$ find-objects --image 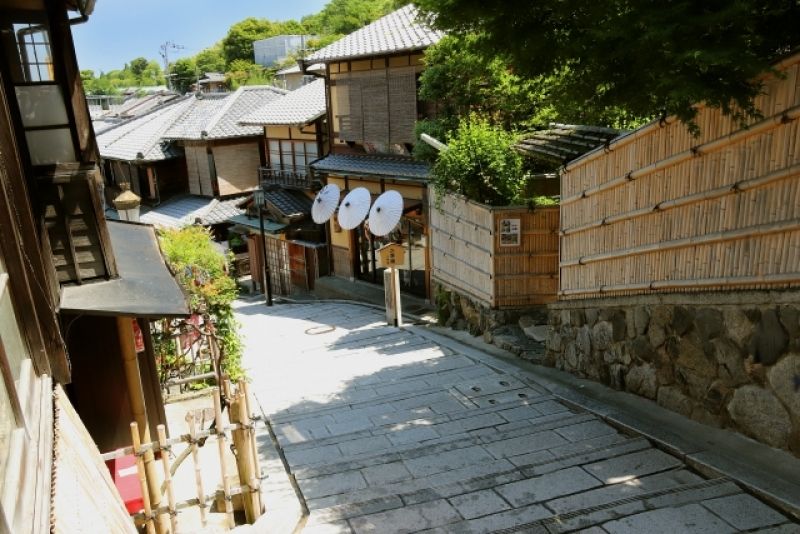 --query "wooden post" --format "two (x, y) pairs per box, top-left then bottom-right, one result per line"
(157, 425), (178, 533)
(230, 387), (262, 523)
(130, 422), (156, 534)
(213, 389), (235, 527)
(241, 380), (263, 511)
(186, 413), (207, 526)
(118, 317), (169, 534)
